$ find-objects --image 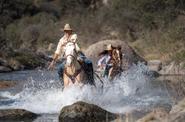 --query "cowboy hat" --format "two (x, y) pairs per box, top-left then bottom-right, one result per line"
(63, 24), (72, 31)
(106, 44), (113, 51)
